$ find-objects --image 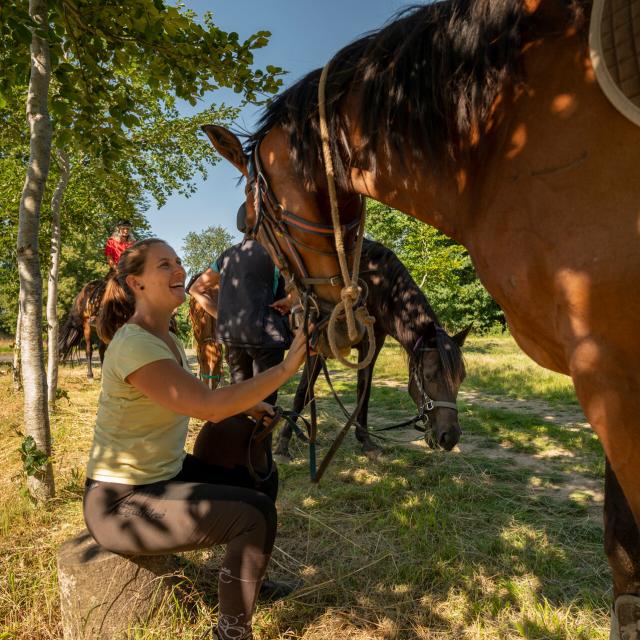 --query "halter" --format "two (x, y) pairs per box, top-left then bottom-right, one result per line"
(246, 140), (363, 285)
